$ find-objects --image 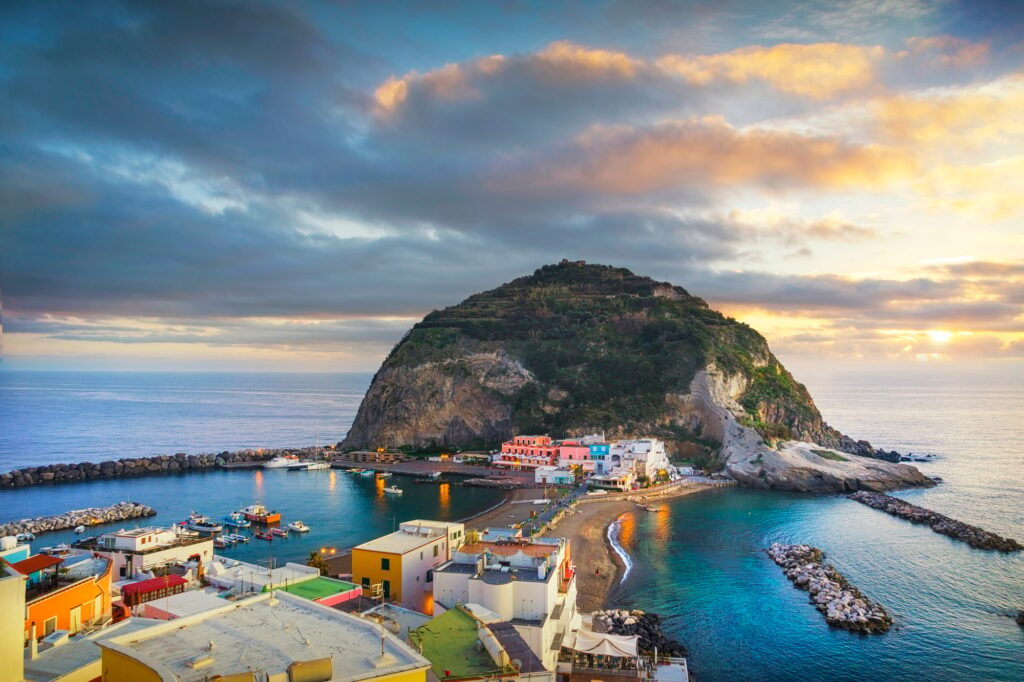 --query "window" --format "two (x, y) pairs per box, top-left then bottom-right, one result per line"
(382, 580), (391, 598)
(420, 551), (424, 560)
(433, 545), (439, 557)
(362, 577), (370, 588)
(381, 557), (390, 571)
(426, 569), (434, 583)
